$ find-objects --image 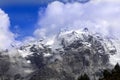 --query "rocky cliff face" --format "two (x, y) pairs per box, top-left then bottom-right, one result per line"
(0, 29), (118, 80)
(19, 29), (116, 80)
